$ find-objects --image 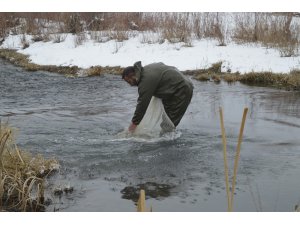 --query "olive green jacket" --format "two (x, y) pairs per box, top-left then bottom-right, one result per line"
(132, 61), (193, 125)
